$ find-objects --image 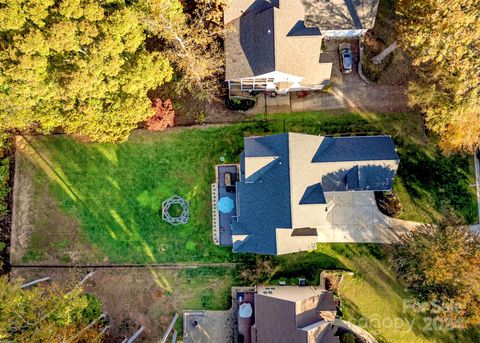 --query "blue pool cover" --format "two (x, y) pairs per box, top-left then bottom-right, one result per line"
(218, 196), (235, 214)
